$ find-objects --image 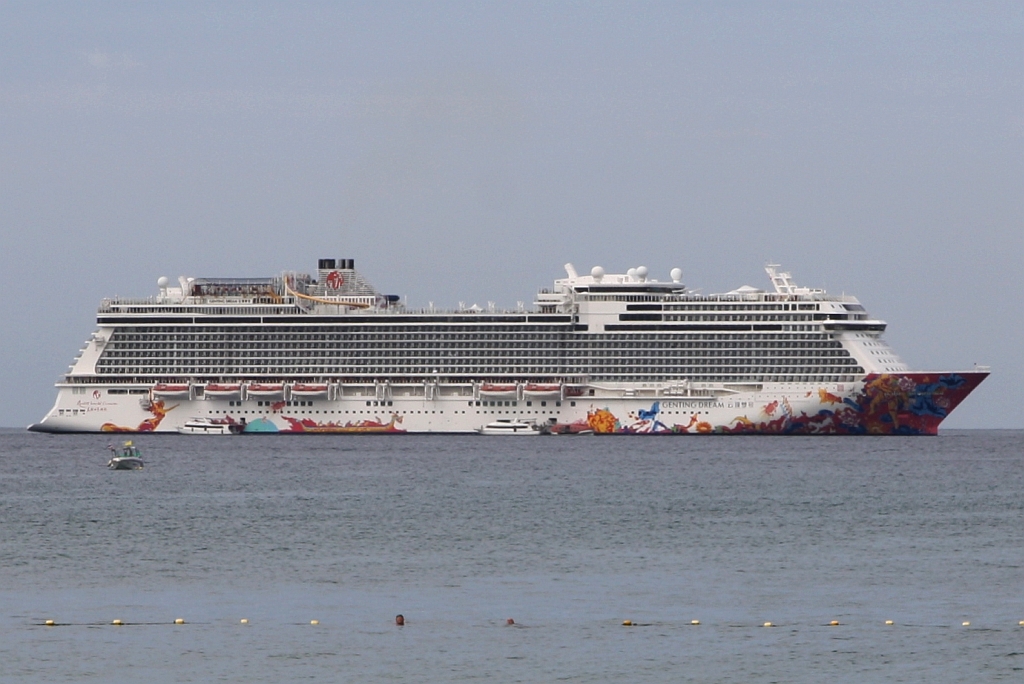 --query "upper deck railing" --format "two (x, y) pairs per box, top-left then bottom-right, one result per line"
(97, 285), (861, 317)
(97, 297), (531, 317)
